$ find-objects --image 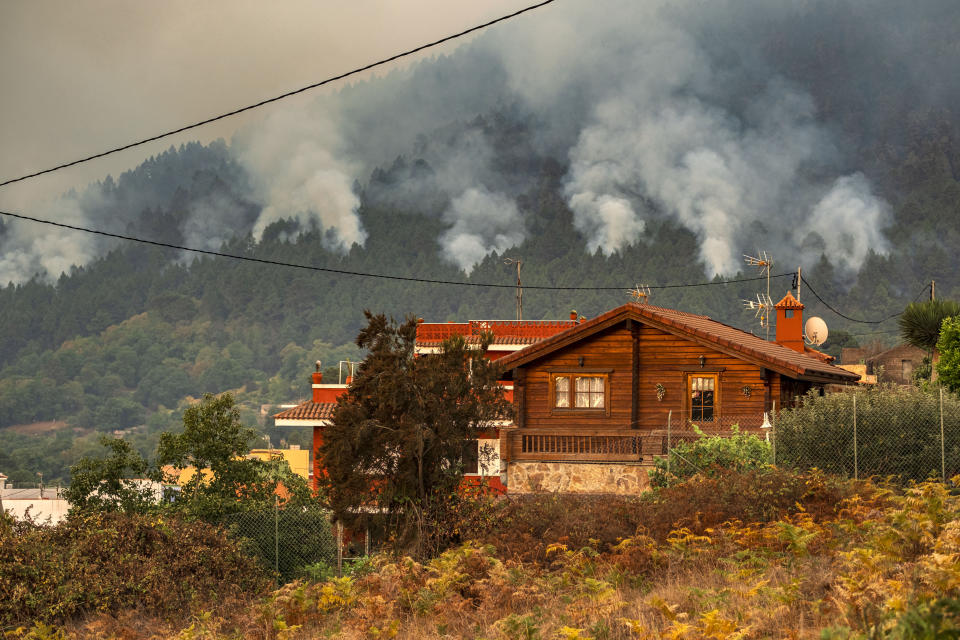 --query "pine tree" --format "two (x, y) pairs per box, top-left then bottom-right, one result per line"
(319, 312), (509, 554)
